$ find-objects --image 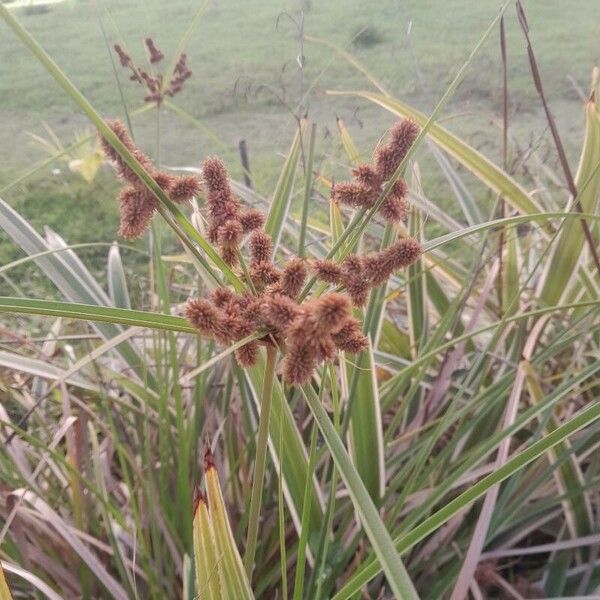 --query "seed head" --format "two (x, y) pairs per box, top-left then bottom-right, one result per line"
(152, 171), (175, 194)
(282, 343), (317, 386)
(332, 181), (375, 209)
(250, 261), (281, 287)
(220, 246), (239, 267)
(170, 175), (201, 203)
(379, 195), (409, 223)
(202, 157), (230, 193)
(118, 187), (156, 239)
(260, 294), (301, 332)
(239, 209), (266, 233)
(217, 220), (243, 250)
(235, 341), (259, 367)
(384, 237), (423, 270)
(332, 319), (369, 353)
(352, 163), (381, 188)
(313, 259), (342, 284)
(210, 287), (236, 308)
(248, 230), (272, 263)
(374, 119), (420, 181)
(185, 298), (223, 336)
(310, 293), (351, 333)
(279, 258), (307, 298)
